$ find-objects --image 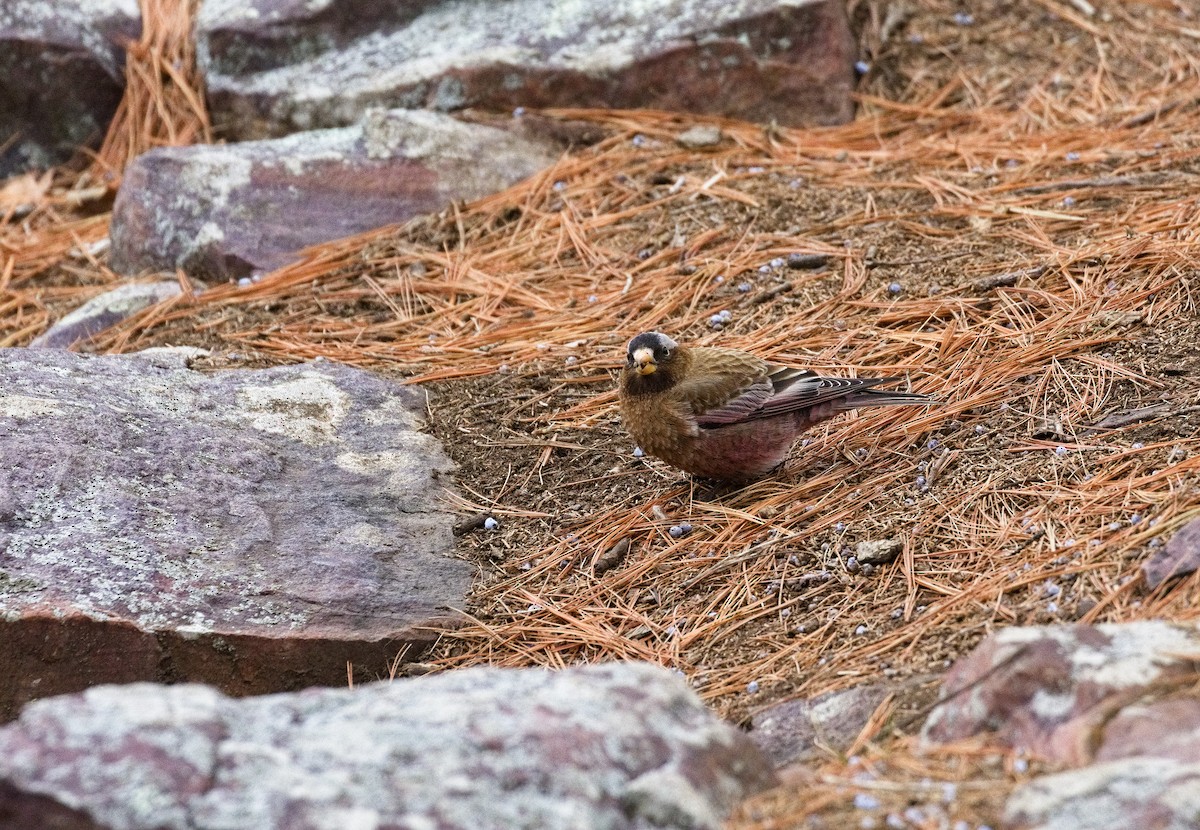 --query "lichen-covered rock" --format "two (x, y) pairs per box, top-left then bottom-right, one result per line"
(750, 683), (890, 768)
(0, 0), (141, 175)
(0, 663), (777, 830)
(0, 348), (471, 719)
(29, 280), (183, 349)
(921, 621), (1200, 765)
(109, 108), (558, 278)
(1005, 757), (1200, 830)
(196, 0), (855, 140)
